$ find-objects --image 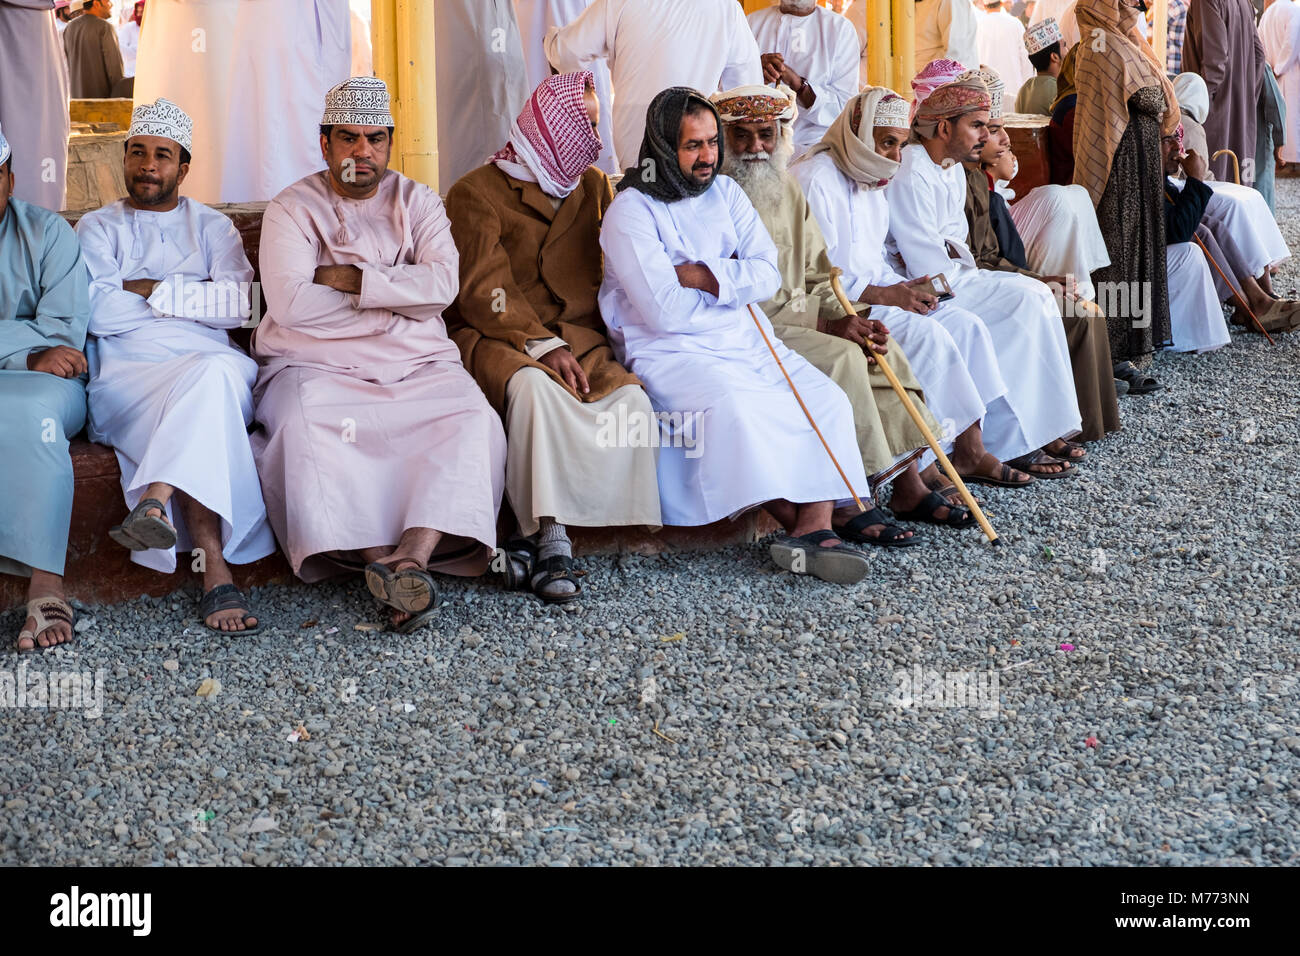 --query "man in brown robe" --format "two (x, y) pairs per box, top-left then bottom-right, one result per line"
(965, 67), (1120, 446)
(63, 0), (126, 98)
(445, 72), (663, 604)
(1183, 0), (1267, 186)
